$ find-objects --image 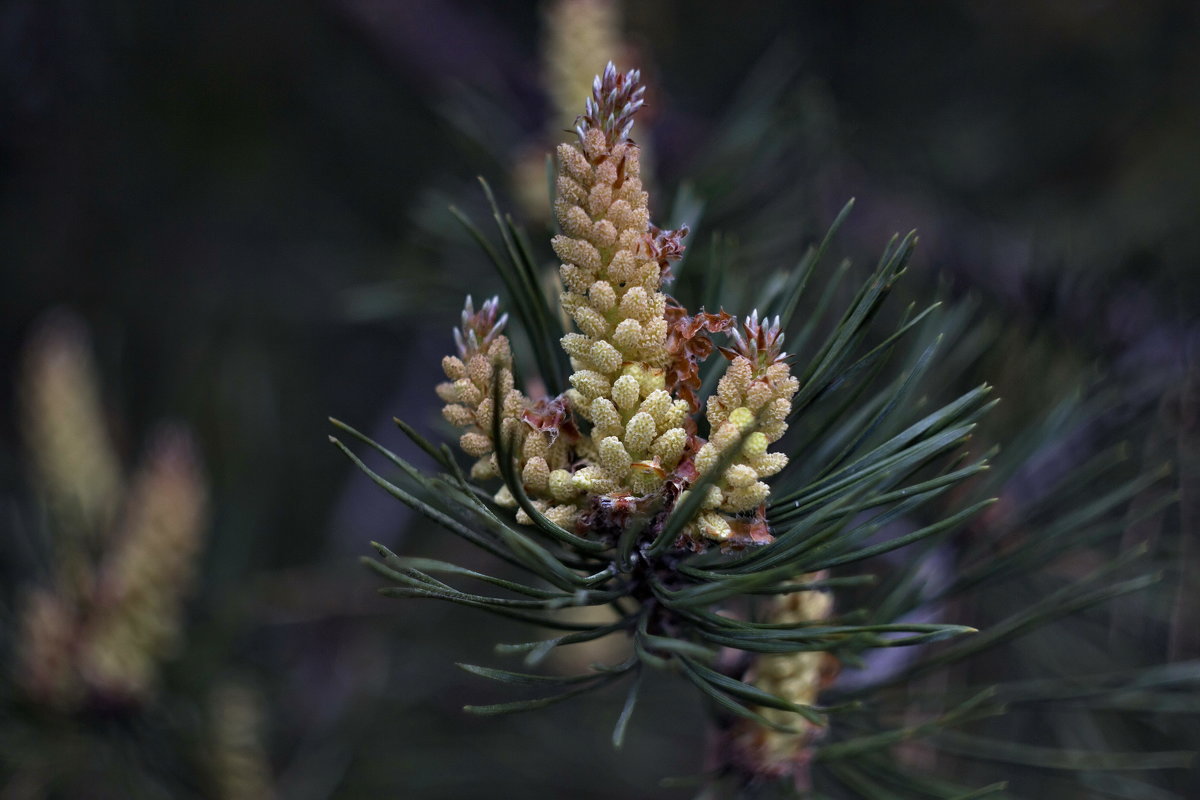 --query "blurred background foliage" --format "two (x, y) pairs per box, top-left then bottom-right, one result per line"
(1, 1), (1198, 798)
